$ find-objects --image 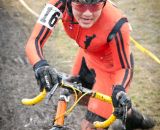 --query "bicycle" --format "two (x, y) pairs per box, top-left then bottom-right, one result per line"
(21, 72), (128, 130)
